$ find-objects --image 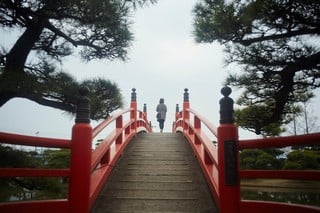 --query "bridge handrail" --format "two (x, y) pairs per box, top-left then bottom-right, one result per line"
(89, 107), (151, 207)
(174, 108), (218, 136)
(90, 108), (136, 172)
(173, 87), (320, 213)
(0, 133), (71, 212)
(0, 133), (71, 195)
(0, 88), (151, 213)
(0, 132), (70, 148)
(176, 108), (220, 201)
(172, 89), (221, 205)
(239, 132), (320, 181)
(91, 108), (151, 138)
(239, 132), (320, 149)
(238, 133), (320, 213)
(188, 108), (218, 136)
(92, 108), (131, 137)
